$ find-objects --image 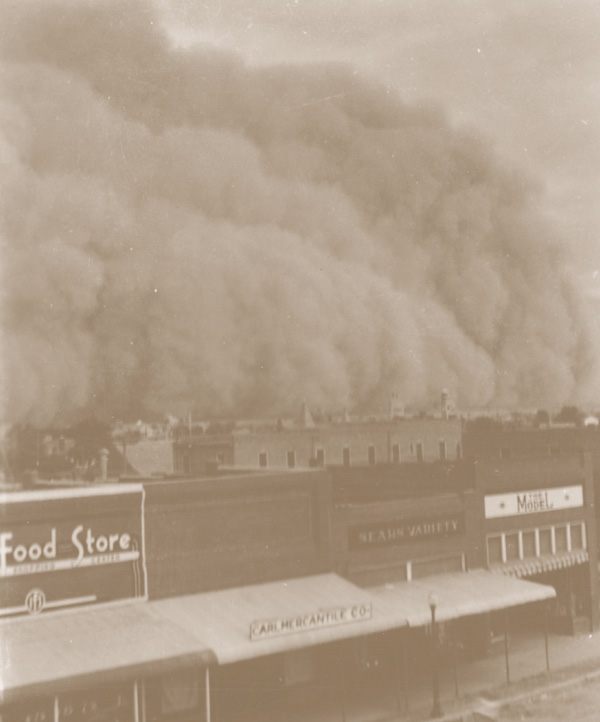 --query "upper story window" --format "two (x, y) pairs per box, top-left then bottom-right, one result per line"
(368, 445), (376, 465)
(416, 441), (424, 462)
(259, 451), (268, 468)
(392, 443), (400, 464)
(315, 448), (325, 466)
(343, 446), (351, 467)
(287, 450), (296, 469)
(439, 440), (447, 461)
